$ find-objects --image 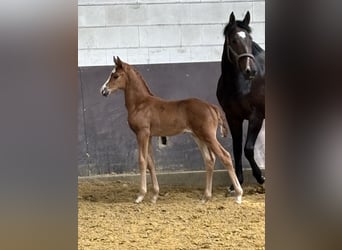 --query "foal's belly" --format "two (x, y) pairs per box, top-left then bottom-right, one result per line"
(150, 122), (190, 137)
